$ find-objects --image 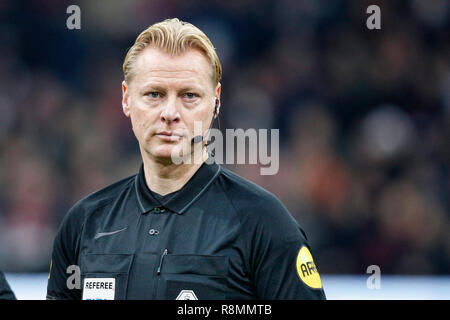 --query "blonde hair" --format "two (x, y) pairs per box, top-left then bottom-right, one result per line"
(123, 18), (222, 86)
